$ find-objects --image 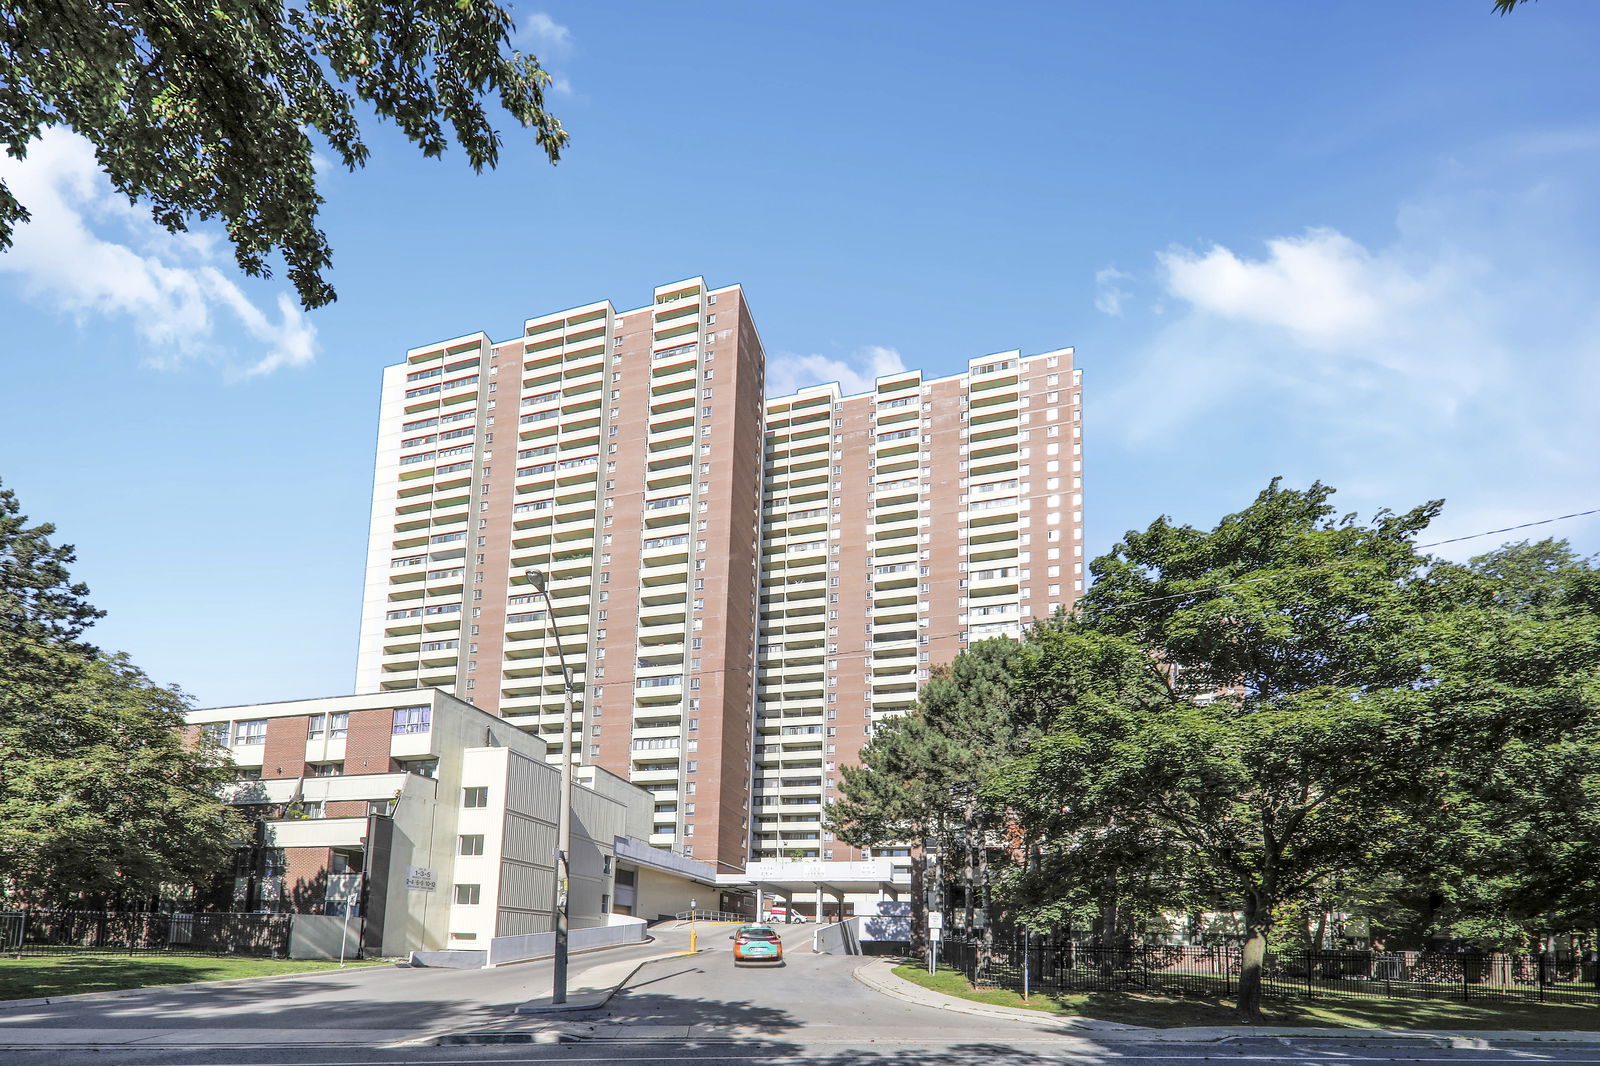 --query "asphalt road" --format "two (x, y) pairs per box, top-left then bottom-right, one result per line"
(8, 1035), (1600, 1066)
(4, 922), (1599, 1066)
(0, 932), (680, 1032)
